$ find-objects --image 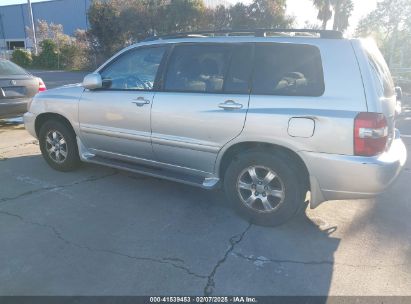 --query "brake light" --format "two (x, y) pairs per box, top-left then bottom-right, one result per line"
(354, 112), (388, 156)
(38, 79), (47, 92)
